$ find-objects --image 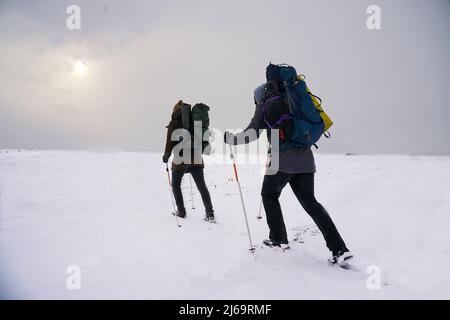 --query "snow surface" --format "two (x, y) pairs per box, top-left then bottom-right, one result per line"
(0, 150), (449, 299)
